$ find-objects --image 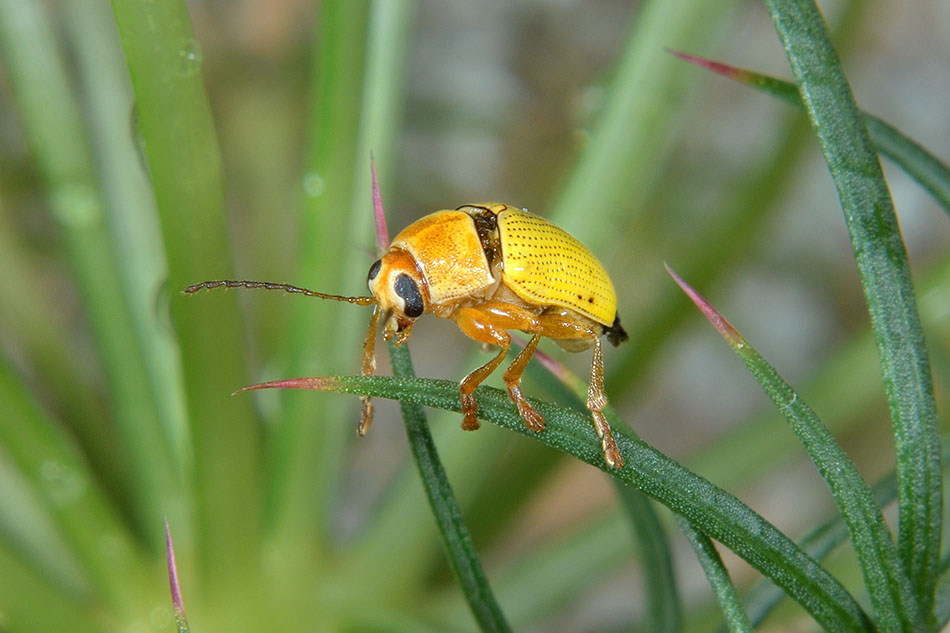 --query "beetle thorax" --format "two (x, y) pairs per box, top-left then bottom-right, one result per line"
(390, 210), (498, 310)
